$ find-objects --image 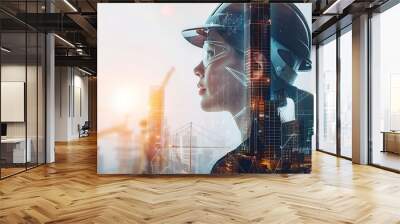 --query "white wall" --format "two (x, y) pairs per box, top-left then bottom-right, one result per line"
(1, 65), (39, 138)
(72, 73), (89, 137)
(1, 66), (26, 139)
(46, 6), (56, 163)
(55, 66), (70, 141)
(55, 67), (89, 141)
